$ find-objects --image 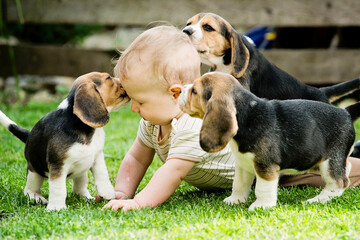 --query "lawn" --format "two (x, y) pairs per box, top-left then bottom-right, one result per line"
(1, 100), (360, 239)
